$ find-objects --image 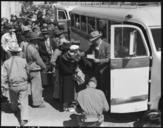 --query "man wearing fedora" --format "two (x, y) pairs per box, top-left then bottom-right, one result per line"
(38, 27), (56, 86)
(1, 43), (29, 126)
(86, 30), (110, 98)
(25, 32), (46, 108)
(39, 27), (55, 67)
